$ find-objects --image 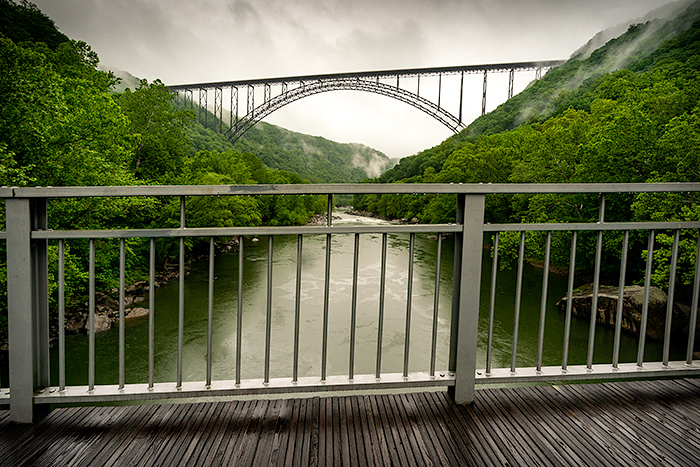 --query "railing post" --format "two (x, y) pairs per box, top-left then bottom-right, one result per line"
(449, 194), (485, 405)
(6, 197), (50, 423)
